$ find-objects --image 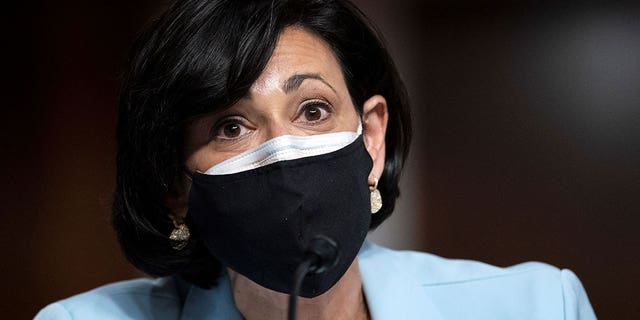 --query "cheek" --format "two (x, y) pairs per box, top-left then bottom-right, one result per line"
(340, 105), (361, 131)
(186, 147), (234, 172)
